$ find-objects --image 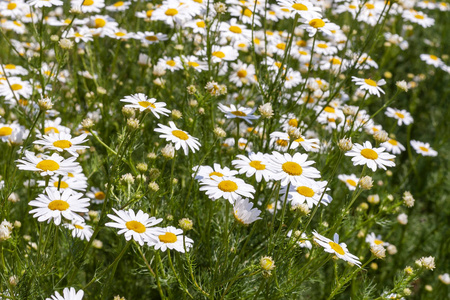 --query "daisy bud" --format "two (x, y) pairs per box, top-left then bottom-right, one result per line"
(121, 107), (135, 119)
(0, 108), (5, 116)
(153, 65), (166, 77)
(8, 192), (20, 203)
(387, 194), (394, 201)
(136, 163), (148, 173)
(147, 152), (157, 160)
(0, 225), (12, 241)
(127, 118), (140, 130)
(357, 229), (366, 238)
(38, 97), (53, 111)
(92, 239), (103, 249)
(287, 127), (302, 140)
(373, 130), (389, 143)
(198, 107), (205, 115)
(367, 194), (380, 205)
(370, 262), (378, 270)
(370, 244), (386, 259)
(213, 127), (227, 138)
(174, 44), (184, 51)
(258, 103), (274, 119)
(187, 85), (197, 95)
(260, 256), (275, 271)
(396, 80), (408, 92)
(359, 176), (373, 190)
(397, 213), (408, 225)
(438, 273), (450, 285)
(97, 86), (107, 95)
(50, 35), (59, 42)
(402, 191), (415, 207)
(424, 285), (432, 292)
(59, 38), (74, 50)
(9, 275), (18, 286)
(121, 173), (135, 185)
(149, 168), (161, 180)
(205, 81), (221, 96)
(179, 218), (193, 231)
(81, 118), (94, 130)
(358, 202), (369, 211)
(214, 2), (227, 14)
(88, 211), (98, 219)
(247, 100), (255, 107)
(148, 182), (159, 192)
(189, 99), (198, 107)
(418, 256), (436, 270)
(14, 221), (21, 228)
(338, 137), (353, 151)
(161, 144), (175, 159)
(167, 214), (174, 221)
(386, 170), (393, 177)
(153, 78), (165, 86)
(113, 296), (126, 300)
(291, 203), (310, 216)
(30, 242), (38, 250)
(387, 245), (397, 255)
(172, 109), (182, 120)
(172, 178), (178, 185)
(136, 174), (147, 182)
